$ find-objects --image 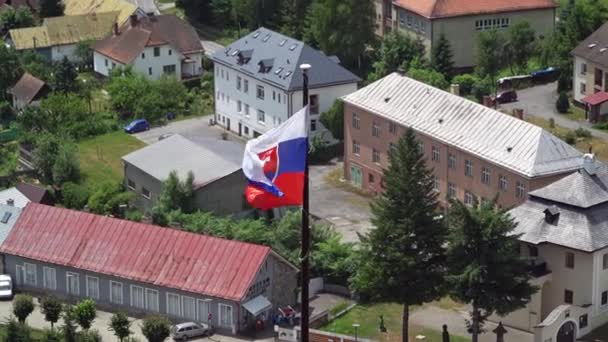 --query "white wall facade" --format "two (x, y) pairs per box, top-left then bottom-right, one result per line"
(51, 43), (79, 62)
(93, 52), (126, 77)
(130, 45), (182, 80)
(573, 55), (588, 103)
